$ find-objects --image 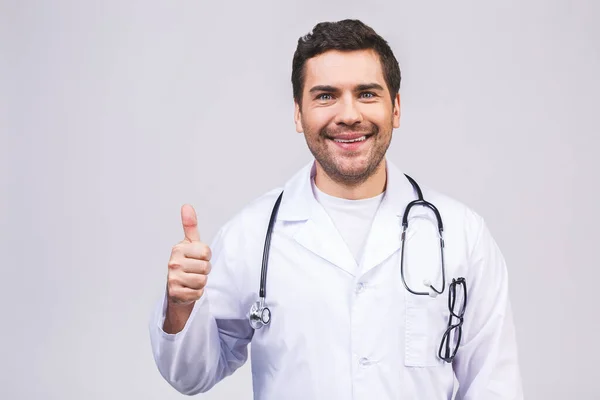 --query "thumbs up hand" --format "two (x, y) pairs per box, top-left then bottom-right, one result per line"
(166, 204), (212, 306)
